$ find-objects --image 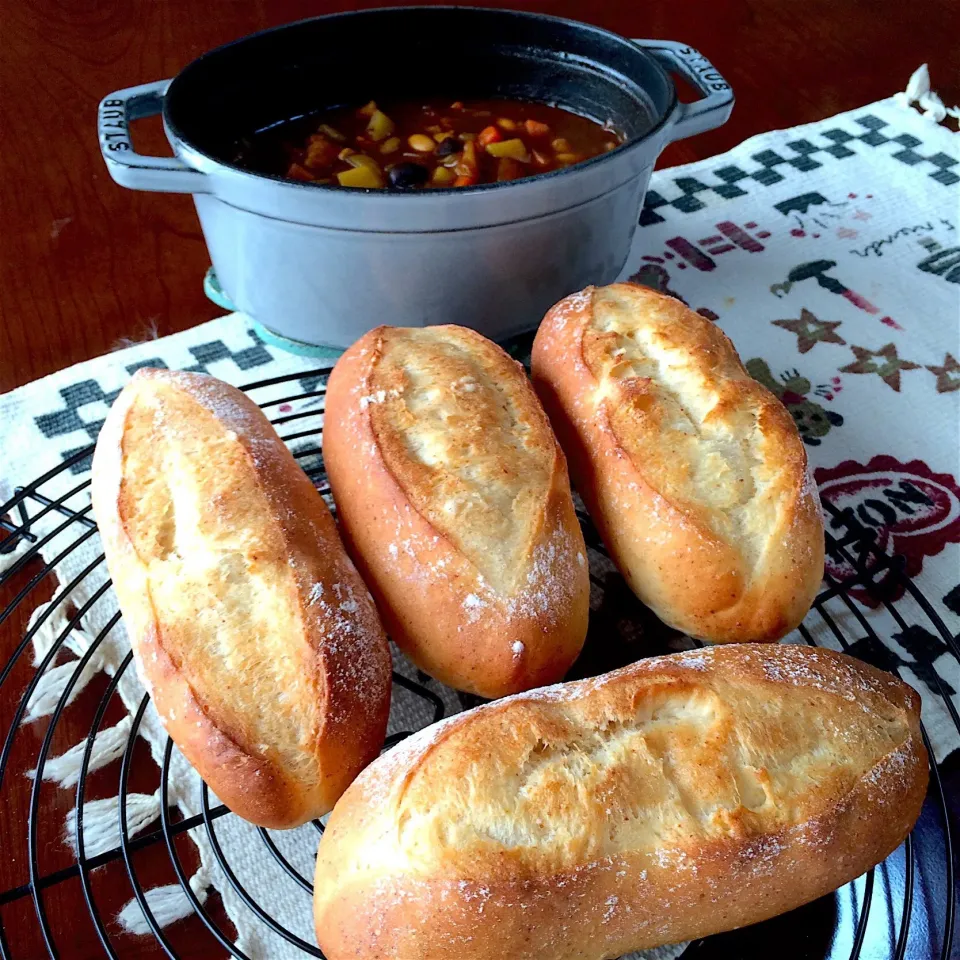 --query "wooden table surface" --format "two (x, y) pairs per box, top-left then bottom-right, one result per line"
(1, 1), (958, 957)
